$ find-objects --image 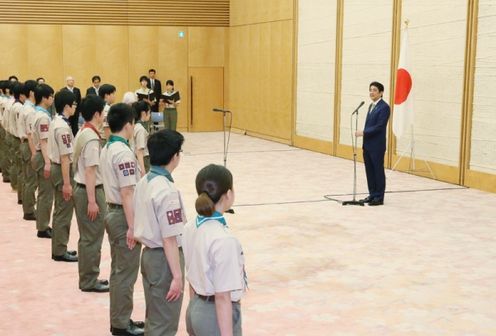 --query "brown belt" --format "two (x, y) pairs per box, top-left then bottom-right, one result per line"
(107, 203), (123, 209)
(76, 183), (103, 189)
(196, 293), (240, 304)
